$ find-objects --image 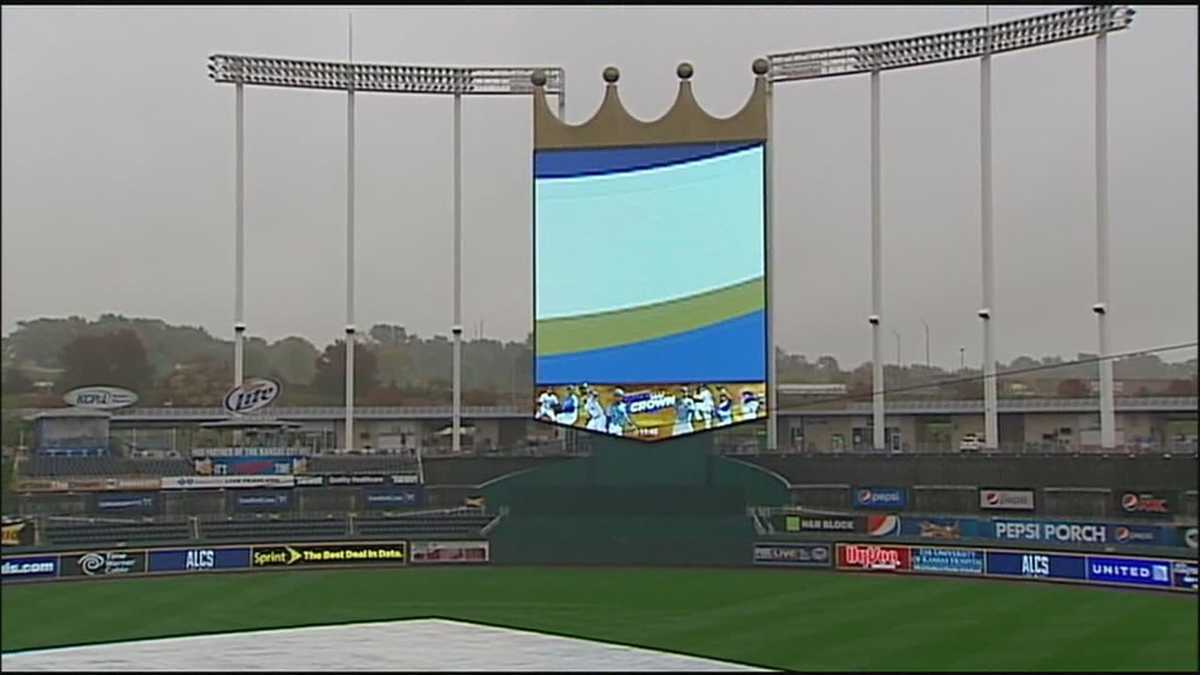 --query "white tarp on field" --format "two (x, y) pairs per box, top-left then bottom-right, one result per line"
(0, 618), (769, 672)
